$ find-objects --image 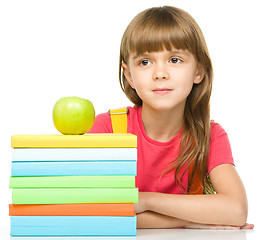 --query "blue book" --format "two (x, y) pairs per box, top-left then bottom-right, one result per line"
(11, 161), (137, 176)
(12, 148), (137, 161)
(10, 216), (136, 236)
